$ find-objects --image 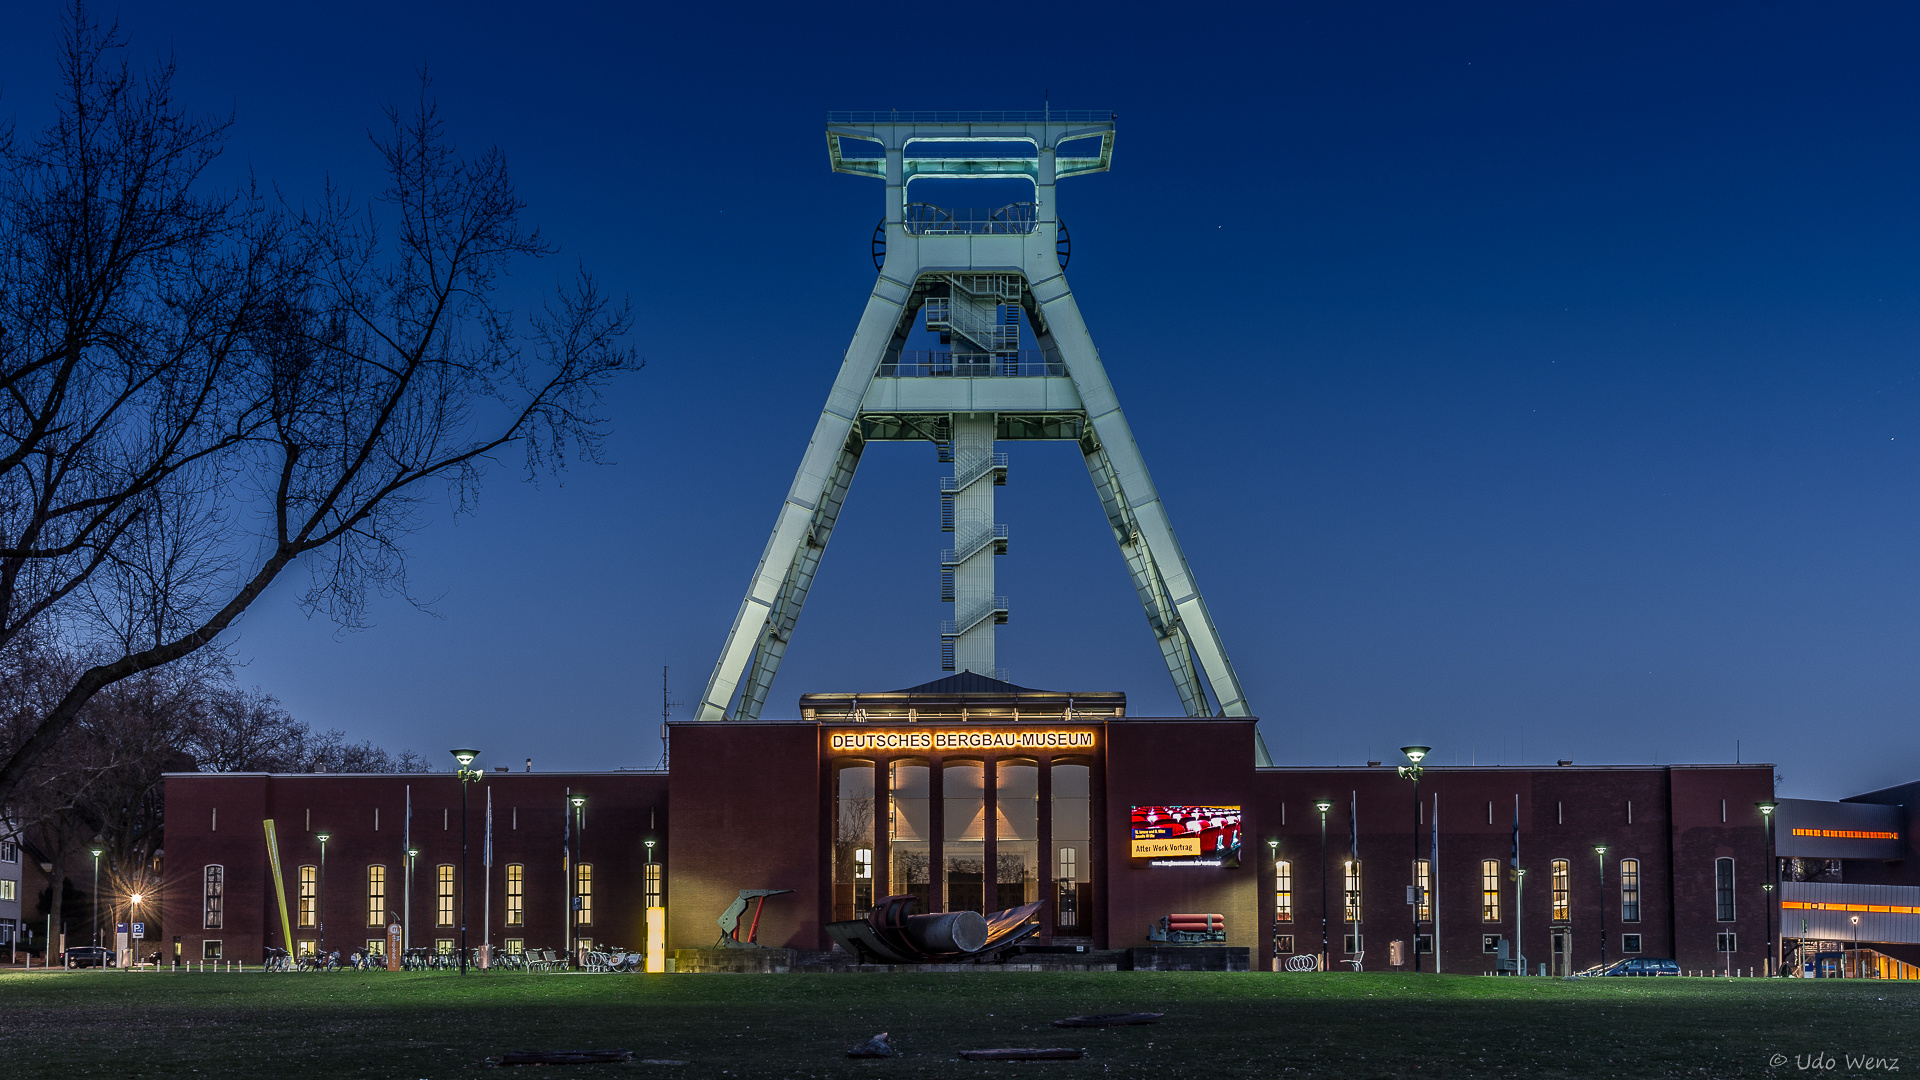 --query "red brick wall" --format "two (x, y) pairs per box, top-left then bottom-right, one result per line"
(1102, 719), (1259, 951)
(666, 722), (822, 950)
